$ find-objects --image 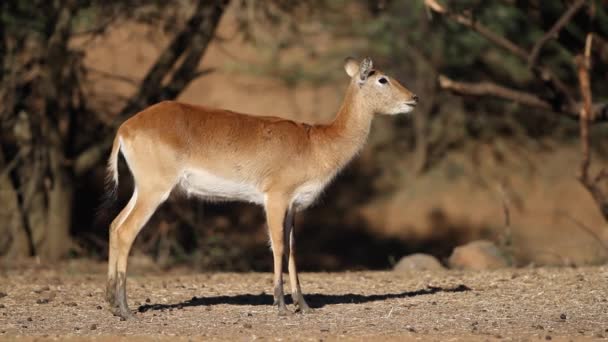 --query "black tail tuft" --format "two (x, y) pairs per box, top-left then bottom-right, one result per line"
(94, 174), (119, 230)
